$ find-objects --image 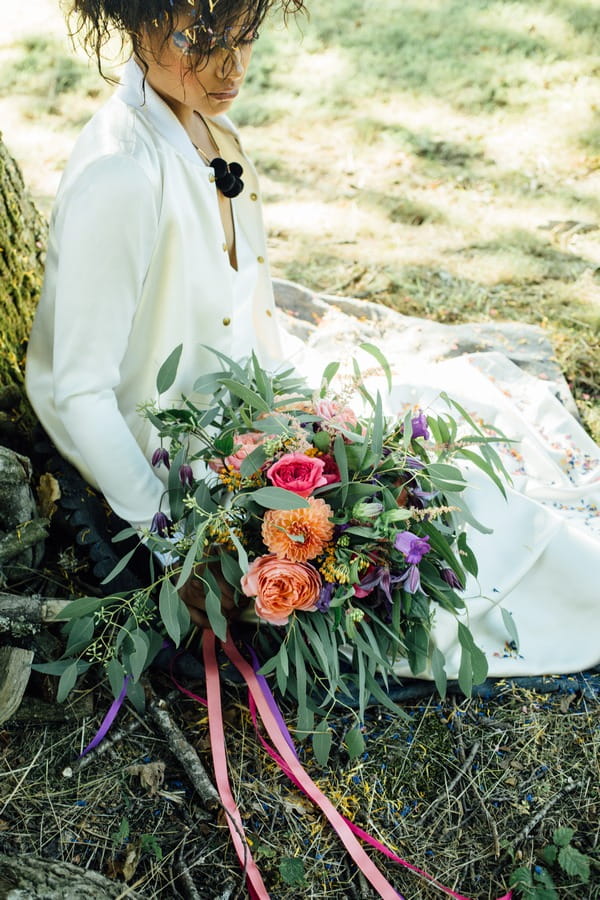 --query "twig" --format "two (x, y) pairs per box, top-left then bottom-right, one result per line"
(419, 742), (480, 823)
(64, 718), (141, 775)
(146, 683), (220, 809)
(515, 779), (583, 845)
